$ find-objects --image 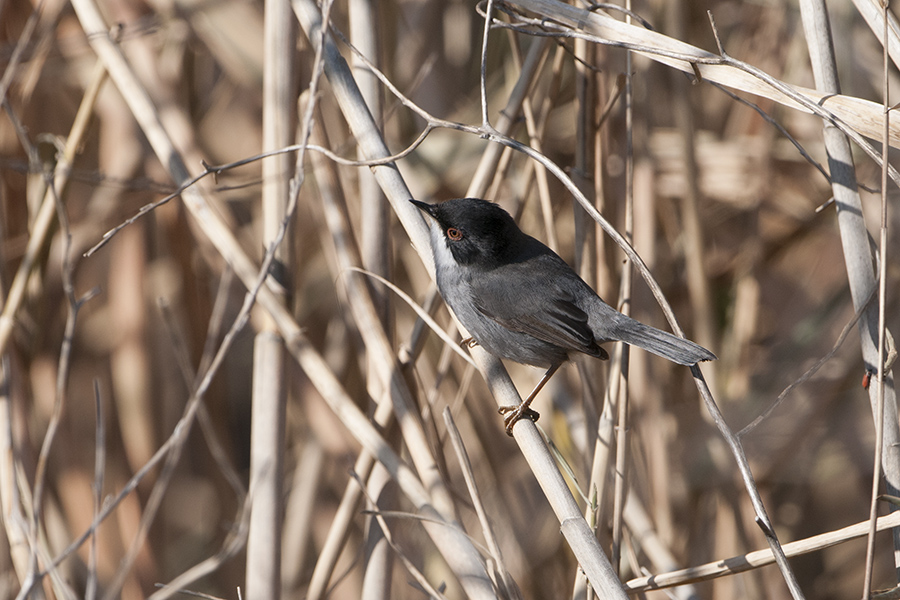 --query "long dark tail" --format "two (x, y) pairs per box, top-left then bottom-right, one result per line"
(611, 317), (716, 366)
